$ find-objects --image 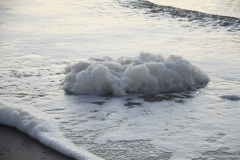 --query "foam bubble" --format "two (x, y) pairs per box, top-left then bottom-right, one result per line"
(0, 102), (102, 160)
(62, 52), (209, 95)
